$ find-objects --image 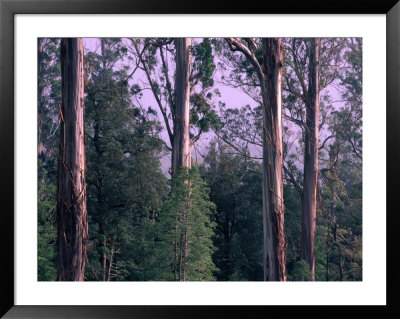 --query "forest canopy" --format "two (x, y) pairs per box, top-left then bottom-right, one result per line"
(38, 37), (362, 281)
